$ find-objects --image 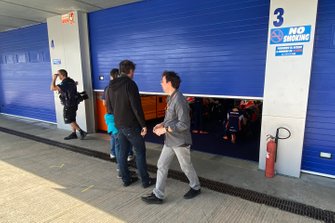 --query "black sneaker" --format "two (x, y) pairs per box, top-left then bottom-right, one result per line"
(143, 177), (156, 188)
(141, 193), (163, 204)
(123, 176), (139, 187)
(183, 188), (201, 199)
(79, 130), (87, 140)
(64, 132), (77, 140)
